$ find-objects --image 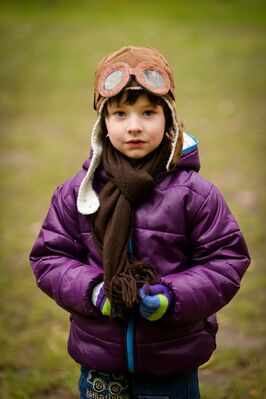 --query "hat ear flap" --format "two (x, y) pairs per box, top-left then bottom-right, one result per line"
(77, 99), (108, 214)
(170, 119), (183, 167)
(162, 97), (183, 170)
